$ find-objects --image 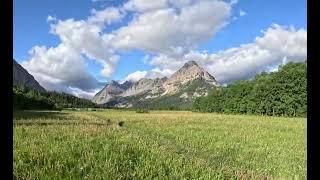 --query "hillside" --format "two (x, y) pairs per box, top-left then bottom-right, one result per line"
(13, 59), (46, 92)
(93, 61), (220, 109)
(193, 61), (307, 117)
(13, 85), (96, 110)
